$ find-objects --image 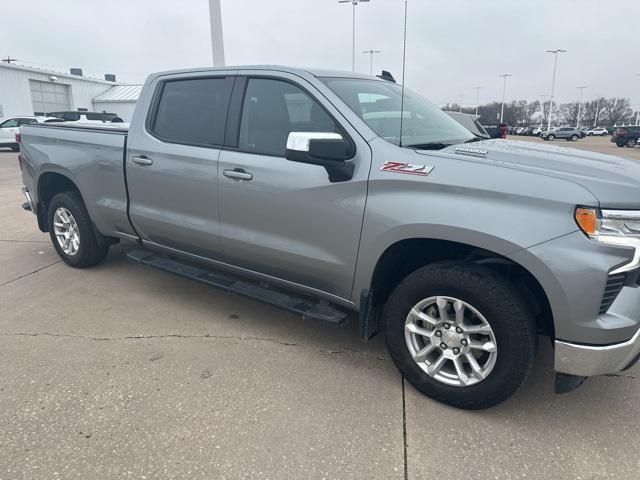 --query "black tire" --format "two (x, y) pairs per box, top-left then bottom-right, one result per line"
(384, 263), (537, 409)
(616, 140), (626, 147)
(47, 191), (109, 268)
(626, 138), (637, 148)
(571, 134), (578, 141)
(547, 134), (555, 141)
